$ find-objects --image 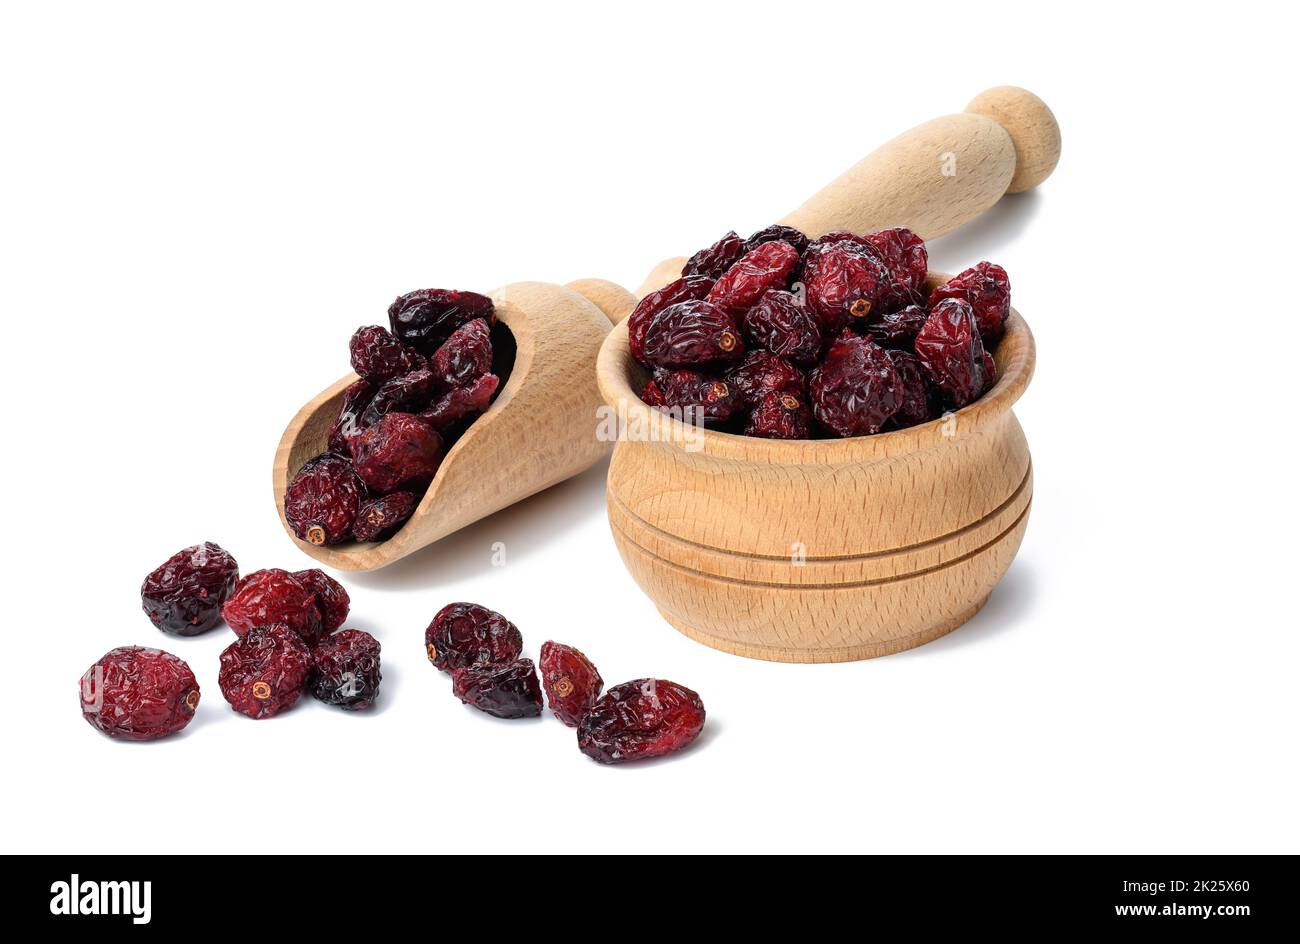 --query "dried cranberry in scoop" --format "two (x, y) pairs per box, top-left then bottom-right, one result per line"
(929, 261), (1010, 343)
(310, 629), (381, 710)
(351, 491), (418, 542)
(284, 454), (364, 546)
(349, 413), (445, 494)
(809, 332), (904, 437)
(864, 227), (928, 295)
(358, 368), (439, 427)
(428, 318), (492, 392)
(626, 275), (715, 369)
(419, 373), (499, 435)
(886, 349), (936, 429)
(219, 624), (312, 720)
(745, 223), (810, 256)
(349, 325), (421, 383)
(539, 641), (603, 727)
(681, 230), (746, 279)
(388, 288), (495, 355)
(803, 241), (893, 338)
(641, 299), (744, 369)
(451, 658), (544, 719)
(328, 379), (376, 455)
(222, 568), (324, 645)
(140, 542), (239, 637)
(746, 389), (813, 439)
(577, 679), (706, 765)
(914, 298), (992, 409)
(80, 646), (200, 740)
(291, 569), (350, 635)
(641, 369), (742, 424)
(706, 240), (800, 316)
(425, 602), (523, 673)
(742, 289), (821, 367)
(725, 350), (806, 407)
(864, 303), (928, 350)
